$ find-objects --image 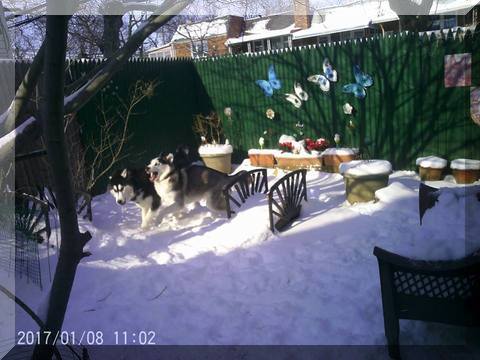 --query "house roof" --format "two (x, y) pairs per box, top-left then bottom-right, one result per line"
(171, 16), (231, 42)
(146, 42), (173, 54)
(293, 0), (399, 40)
(226, 13), (297, 45)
